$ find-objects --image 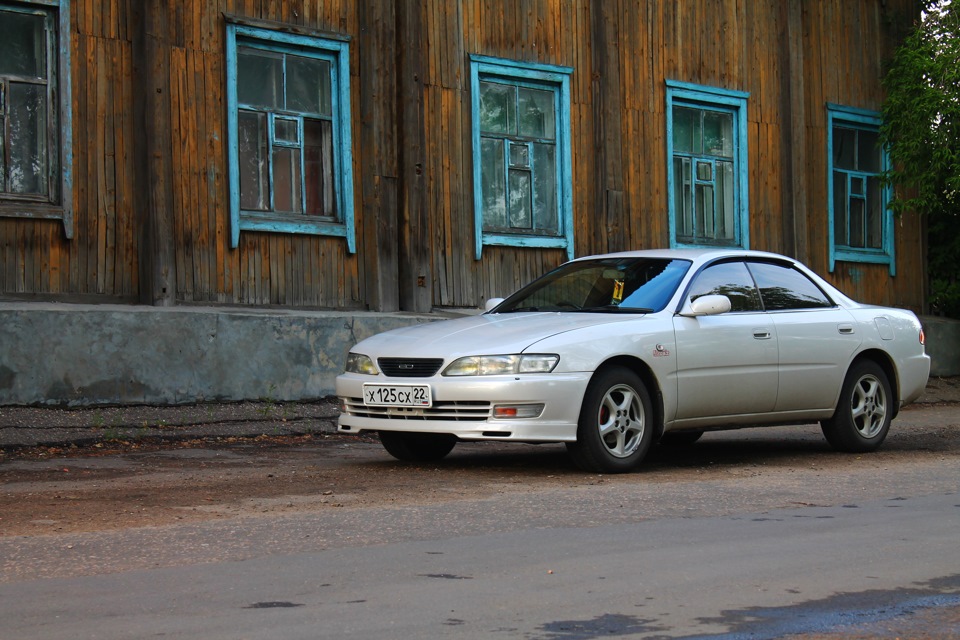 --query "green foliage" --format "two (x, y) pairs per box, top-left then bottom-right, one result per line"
(881, 2), (960, 317)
